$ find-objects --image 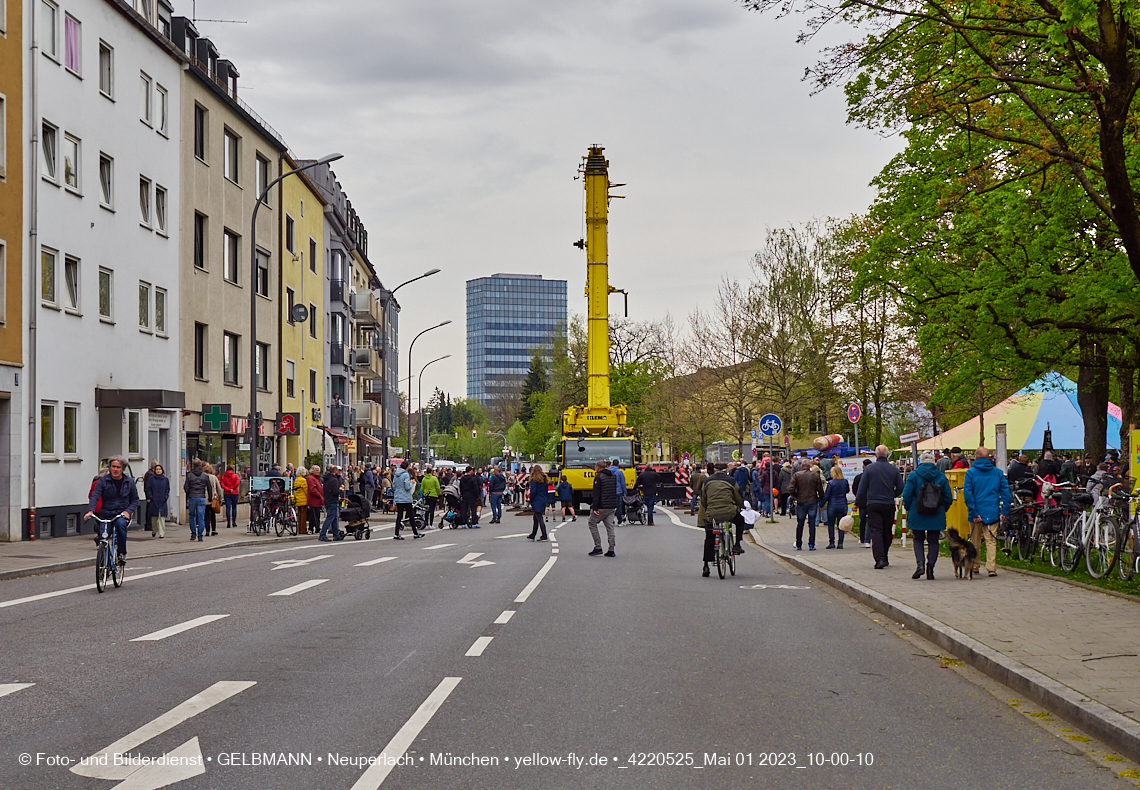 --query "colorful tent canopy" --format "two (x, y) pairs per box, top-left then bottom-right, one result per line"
(917, 373), (1123, 452)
